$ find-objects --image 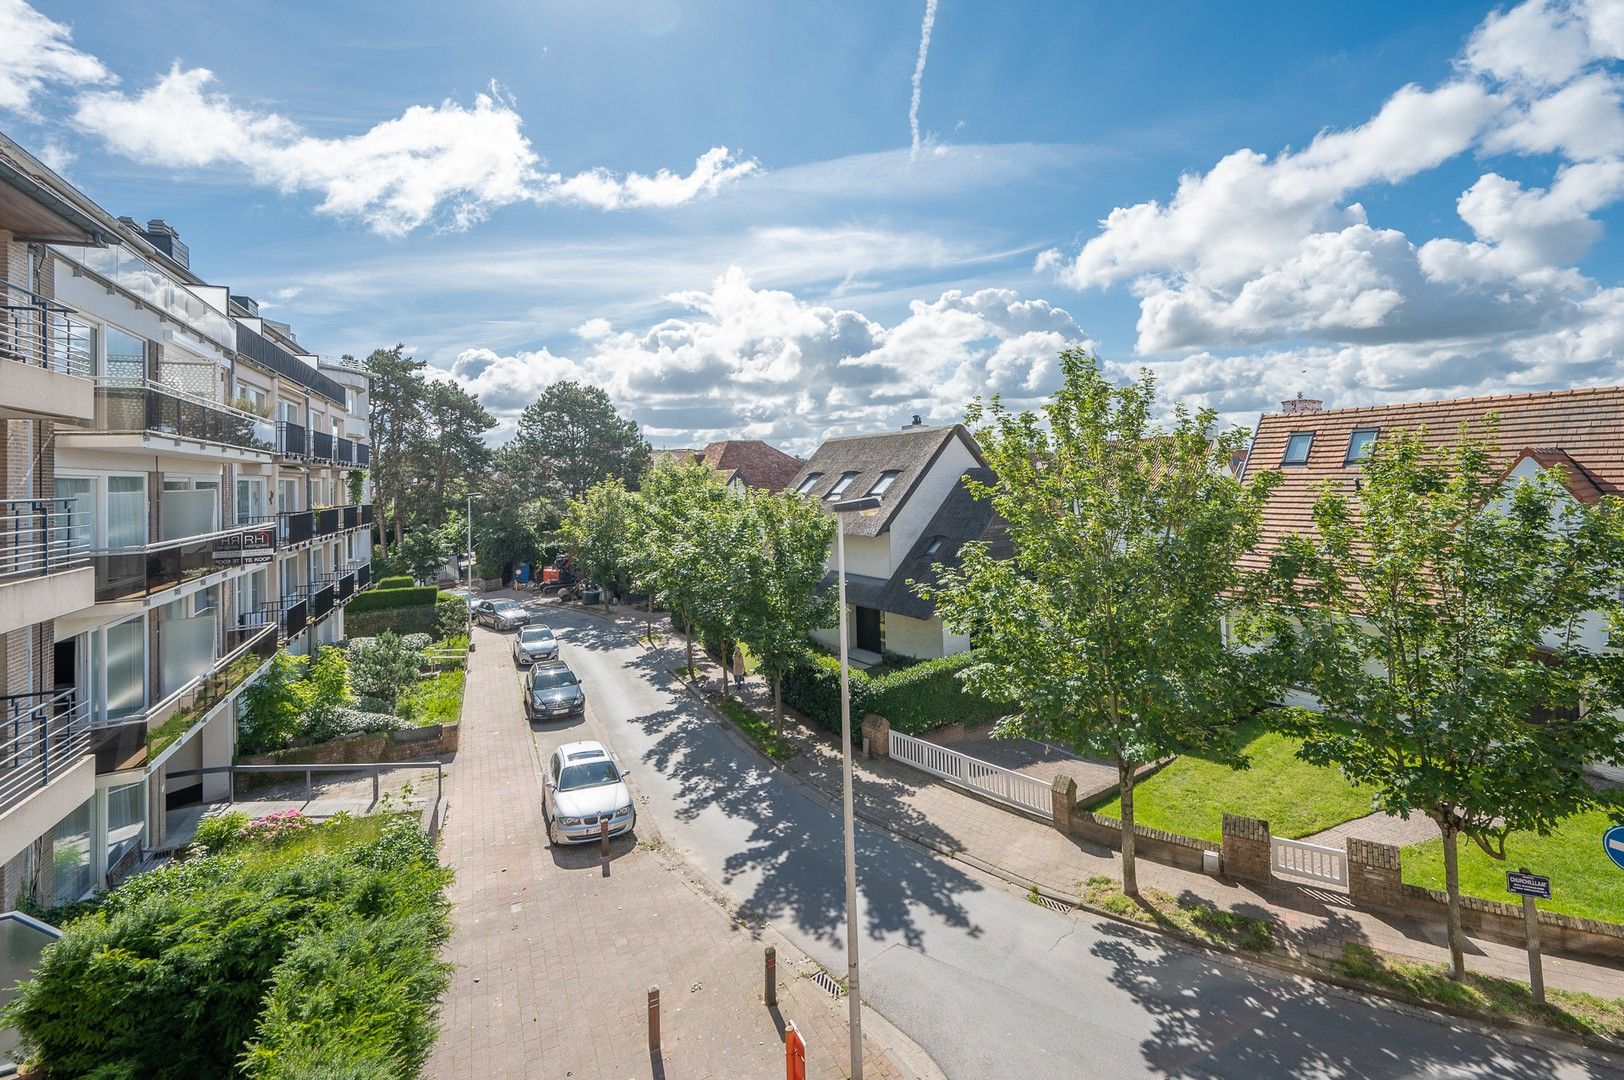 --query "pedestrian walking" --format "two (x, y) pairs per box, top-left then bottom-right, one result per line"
(731, 646), (747, 688)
